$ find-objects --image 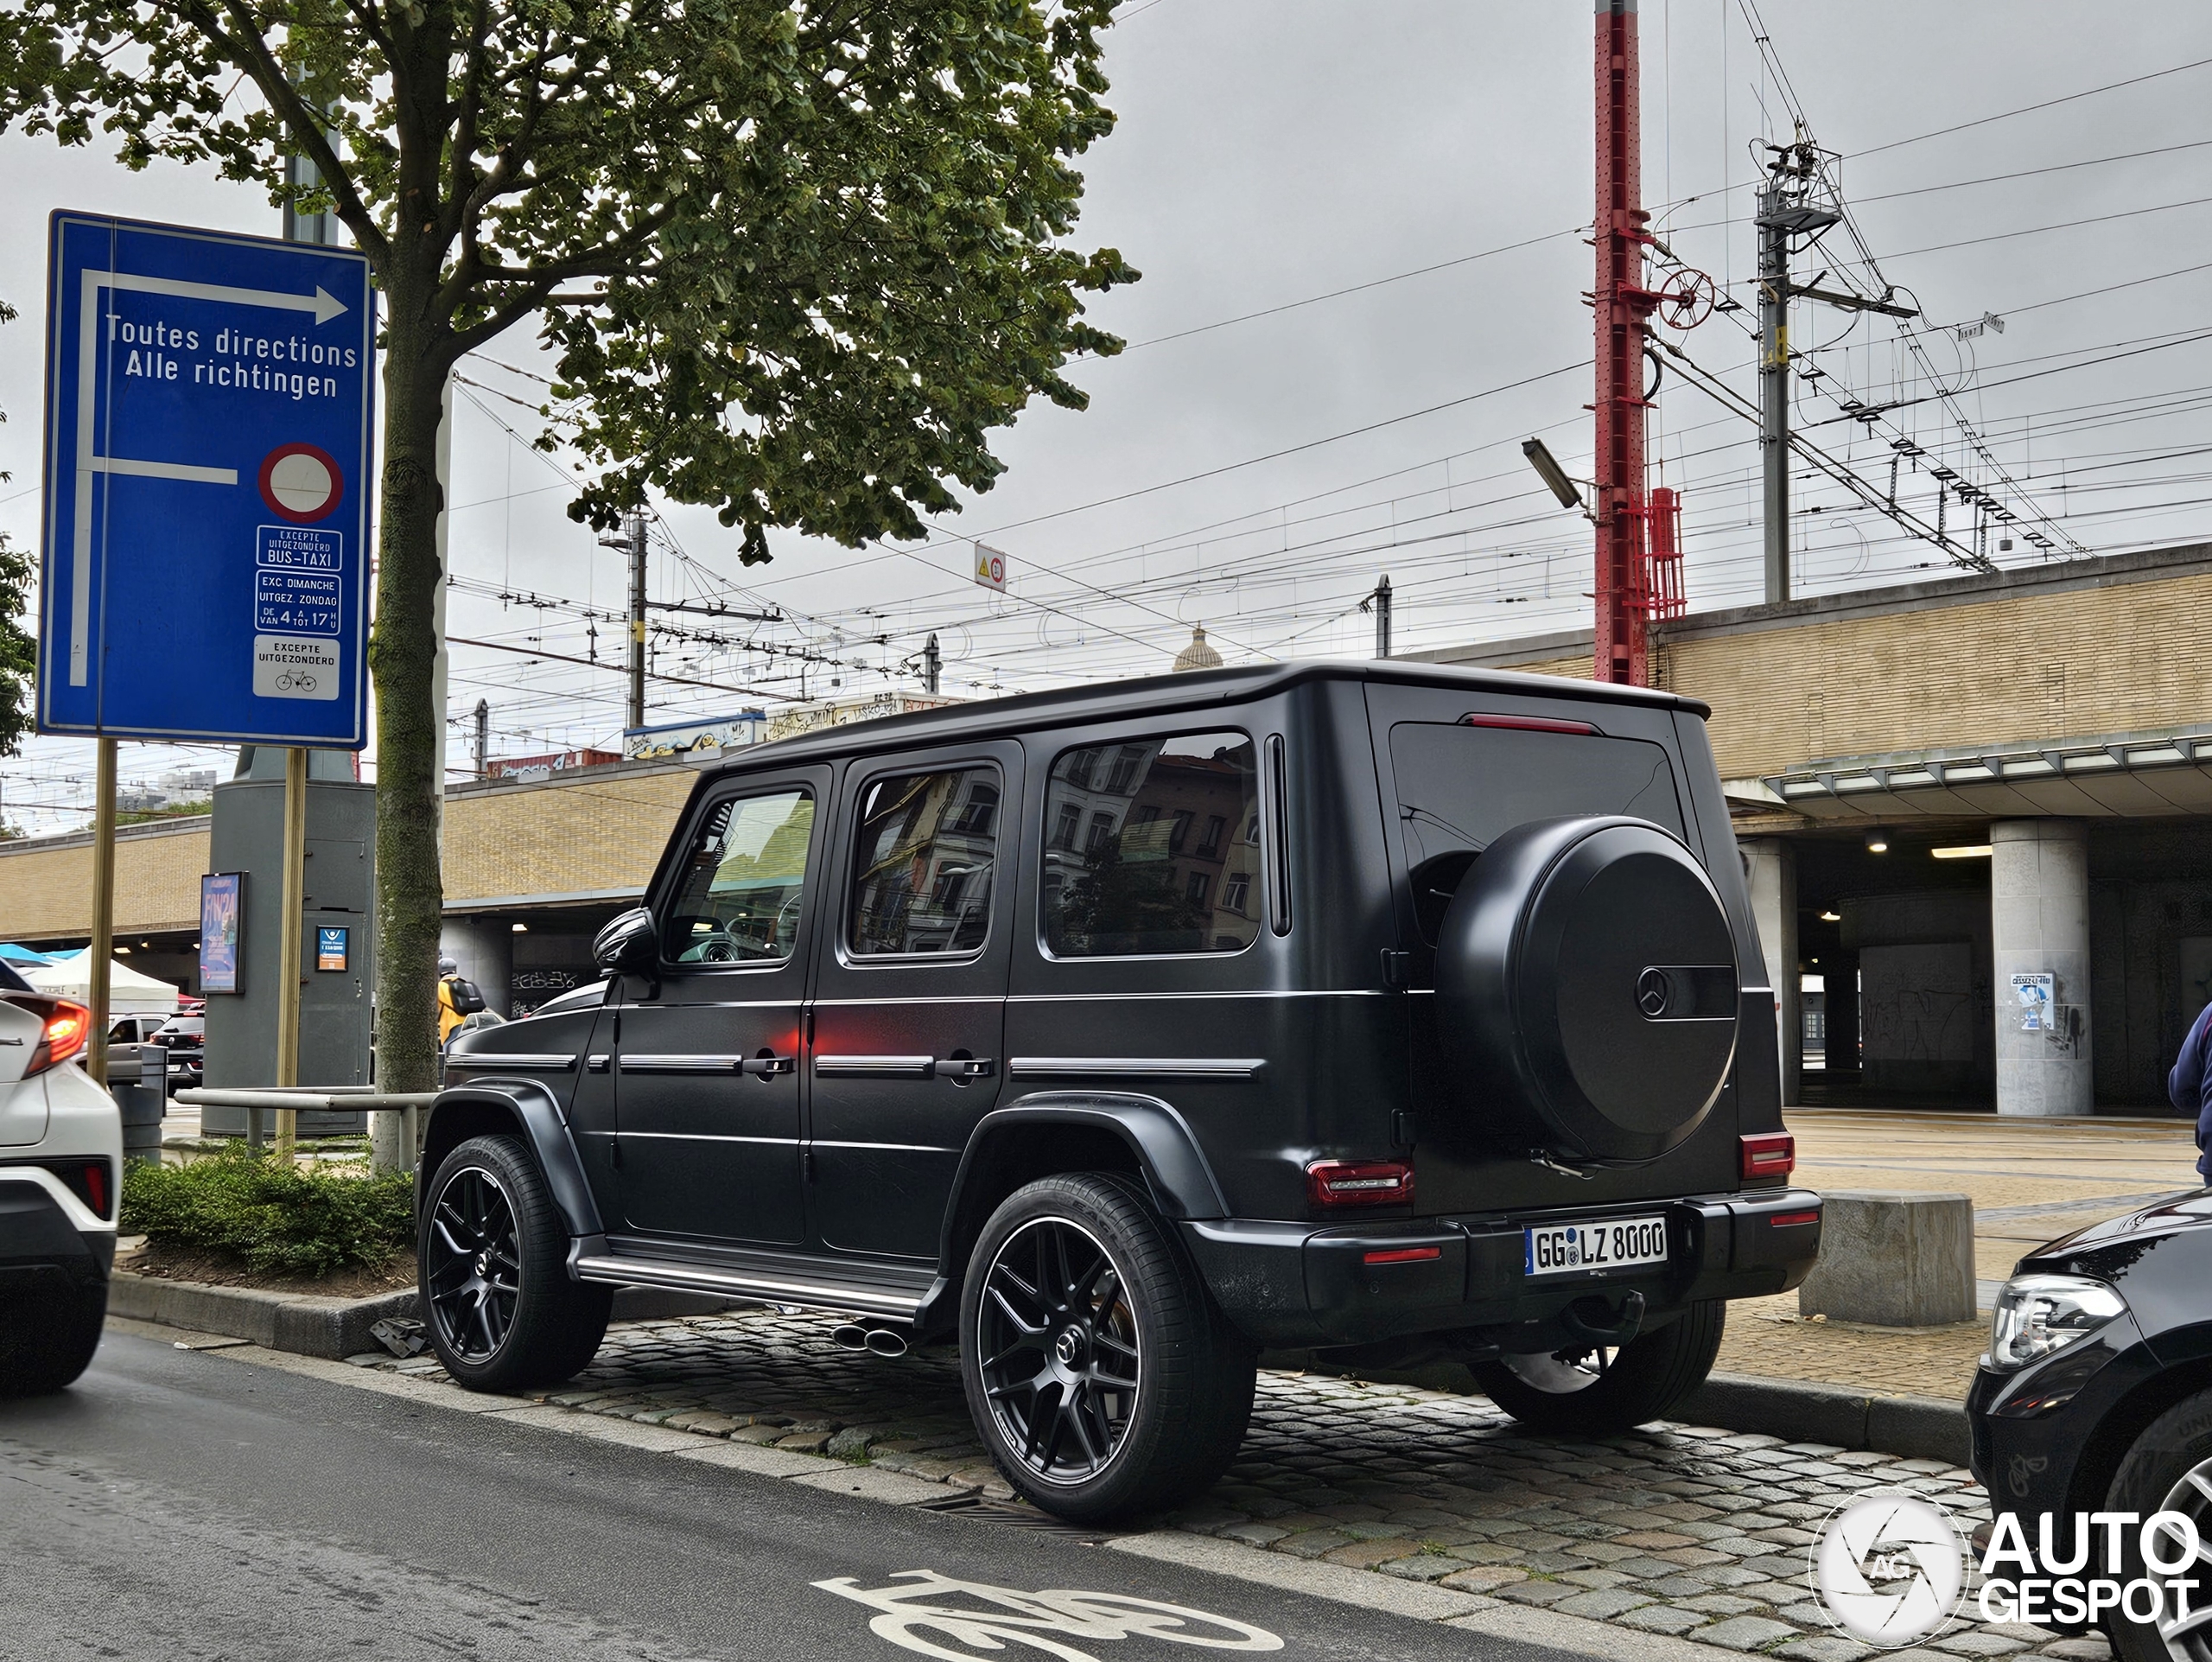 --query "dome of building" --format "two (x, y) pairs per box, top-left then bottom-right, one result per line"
(1171, 624), (1224, 673)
